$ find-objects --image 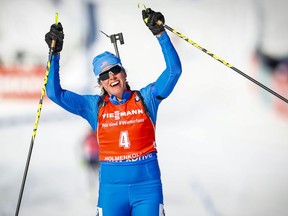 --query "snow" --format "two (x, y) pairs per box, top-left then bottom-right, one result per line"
(1, 0), (288, 216)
